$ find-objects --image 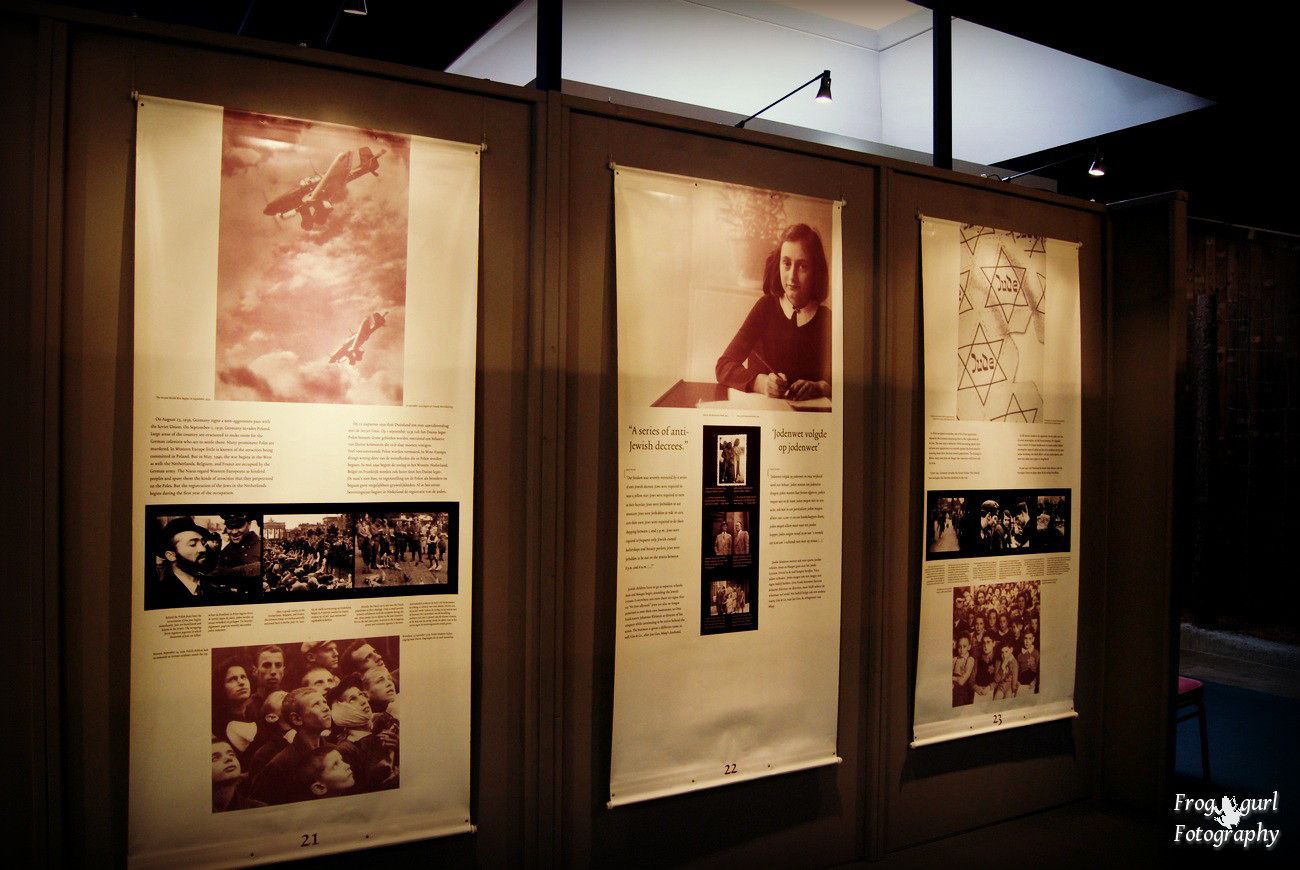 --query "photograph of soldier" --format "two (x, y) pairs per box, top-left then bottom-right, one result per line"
(144, 511), (264, 609)
(262, 514), (355, 595)
(925, 488), (1070, 559)
(354, 511), (450, 587)
(210, 635), (400, 810)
